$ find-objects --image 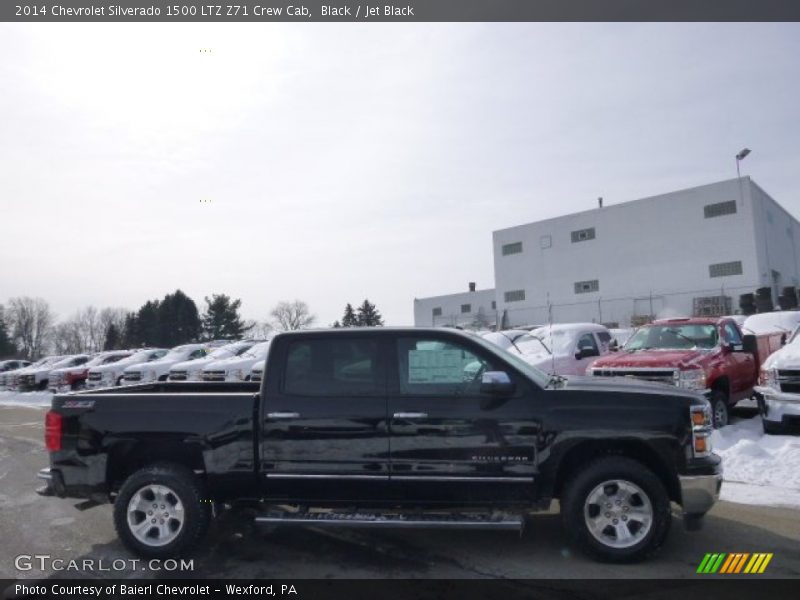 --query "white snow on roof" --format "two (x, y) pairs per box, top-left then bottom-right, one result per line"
(742, 311), (800, 335)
